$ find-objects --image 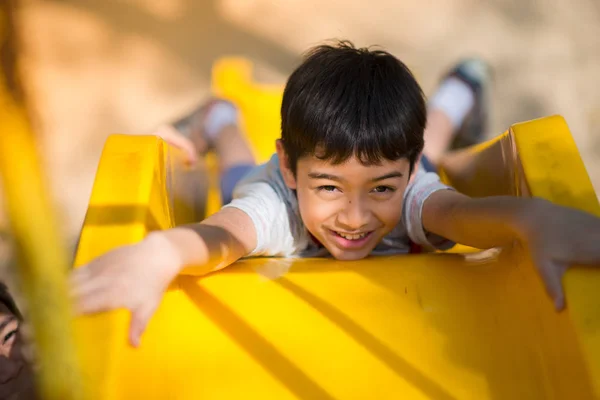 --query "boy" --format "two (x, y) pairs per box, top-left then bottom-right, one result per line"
(71, 41), (600, 347)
